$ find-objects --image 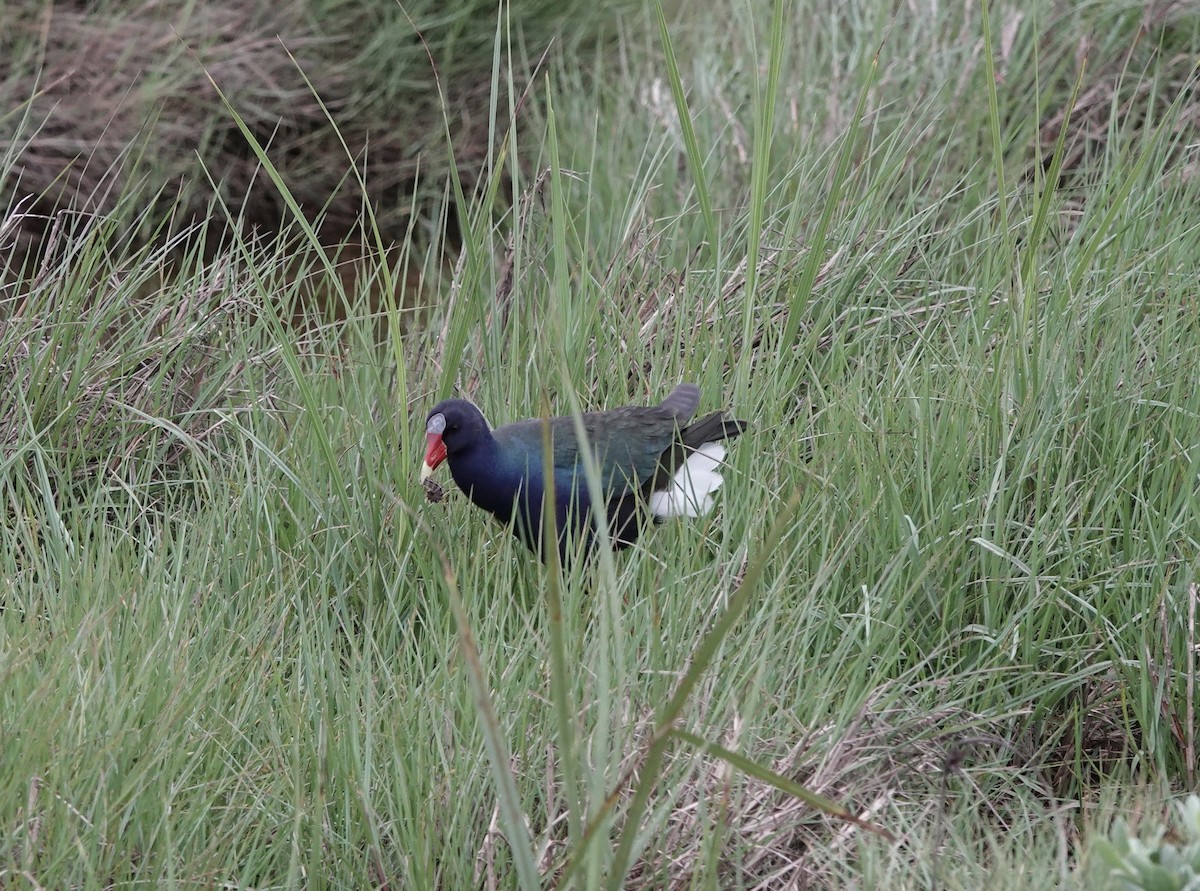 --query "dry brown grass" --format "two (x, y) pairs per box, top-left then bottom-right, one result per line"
(0, 0), (497, 262)
(504, 685), (1082, 890)
(1034, 2), (1200, 183)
